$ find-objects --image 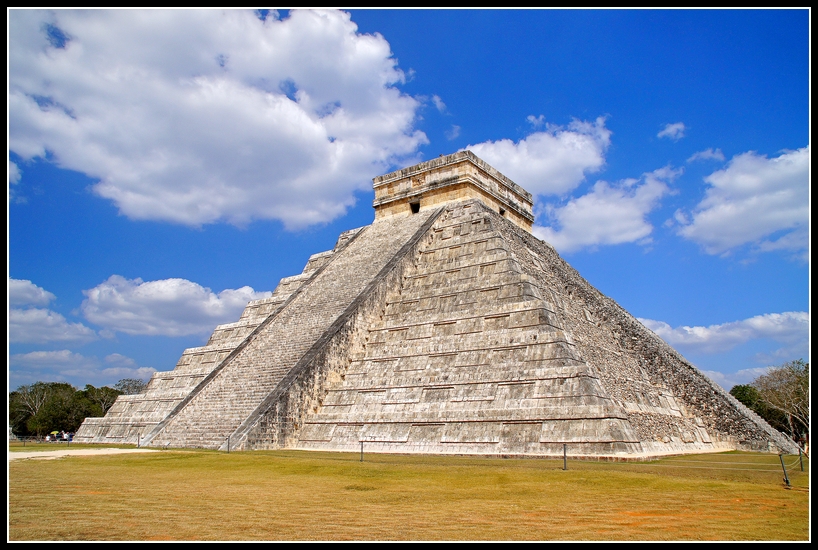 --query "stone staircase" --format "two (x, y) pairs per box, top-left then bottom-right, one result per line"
(295, 201), (643, 456)
(75, 227), (364, 444)
(140, 209), (439, 449)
